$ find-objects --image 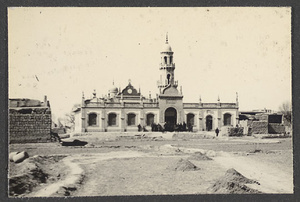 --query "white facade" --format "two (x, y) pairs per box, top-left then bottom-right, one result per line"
(74, 36), (239, 132)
